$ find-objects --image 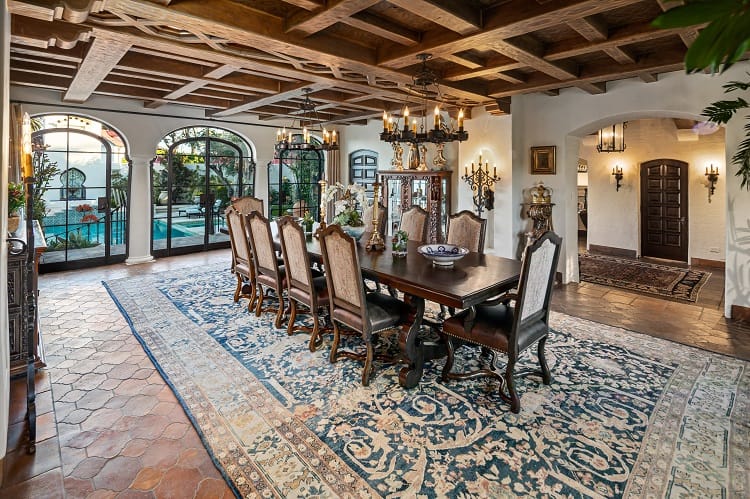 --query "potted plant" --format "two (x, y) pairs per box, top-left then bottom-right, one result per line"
(302, 210), (315, 234)
(323, 182), (369, 240)
(7, 182), (24, 233)
(392, 229), (408, 257)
